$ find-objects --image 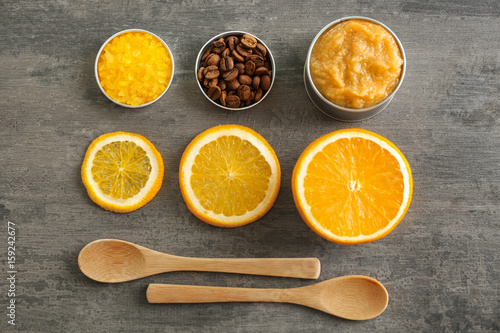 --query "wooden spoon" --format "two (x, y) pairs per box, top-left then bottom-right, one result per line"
(78, 239), (320, 283)
(146, 275), (388, 320)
